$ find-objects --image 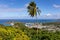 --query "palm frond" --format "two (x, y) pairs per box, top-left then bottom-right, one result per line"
(27, 2), (37, 17)
(27, 1), (41, 17)
(37, 7), (41, 15)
